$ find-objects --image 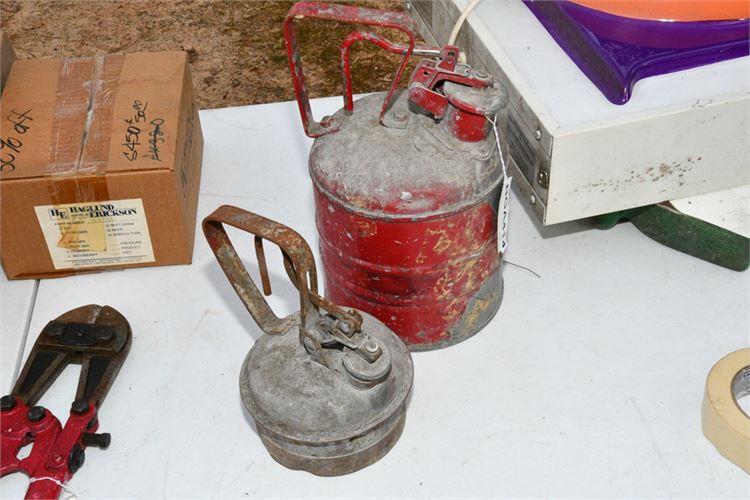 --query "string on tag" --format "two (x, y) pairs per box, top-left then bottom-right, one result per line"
(487, 114), (512, 254)
(29, 476), (79, 500)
